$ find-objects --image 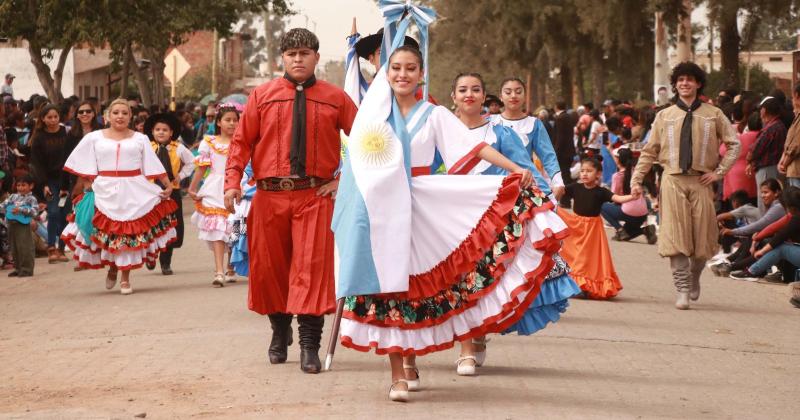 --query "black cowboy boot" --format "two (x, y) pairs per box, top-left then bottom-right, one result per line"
(267, 313), (293, 364)
(297, 315), (324, 374)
